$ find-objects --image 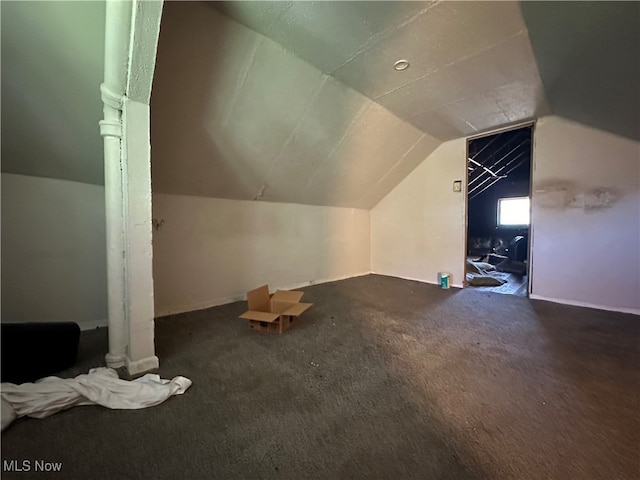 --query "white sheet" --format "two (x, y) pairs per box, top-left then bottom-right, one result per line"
(1, 367), (191, 430)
